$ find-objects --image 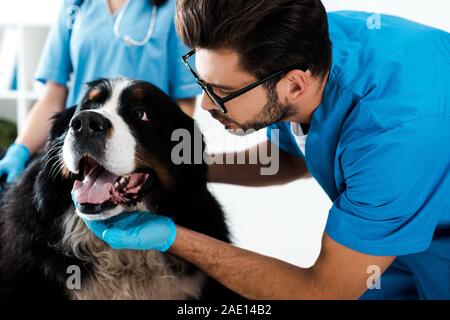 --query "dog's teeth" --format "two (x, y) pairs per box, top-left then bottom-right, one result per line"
(114, 176), (130, 191)
(120, 176), (129, 186)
